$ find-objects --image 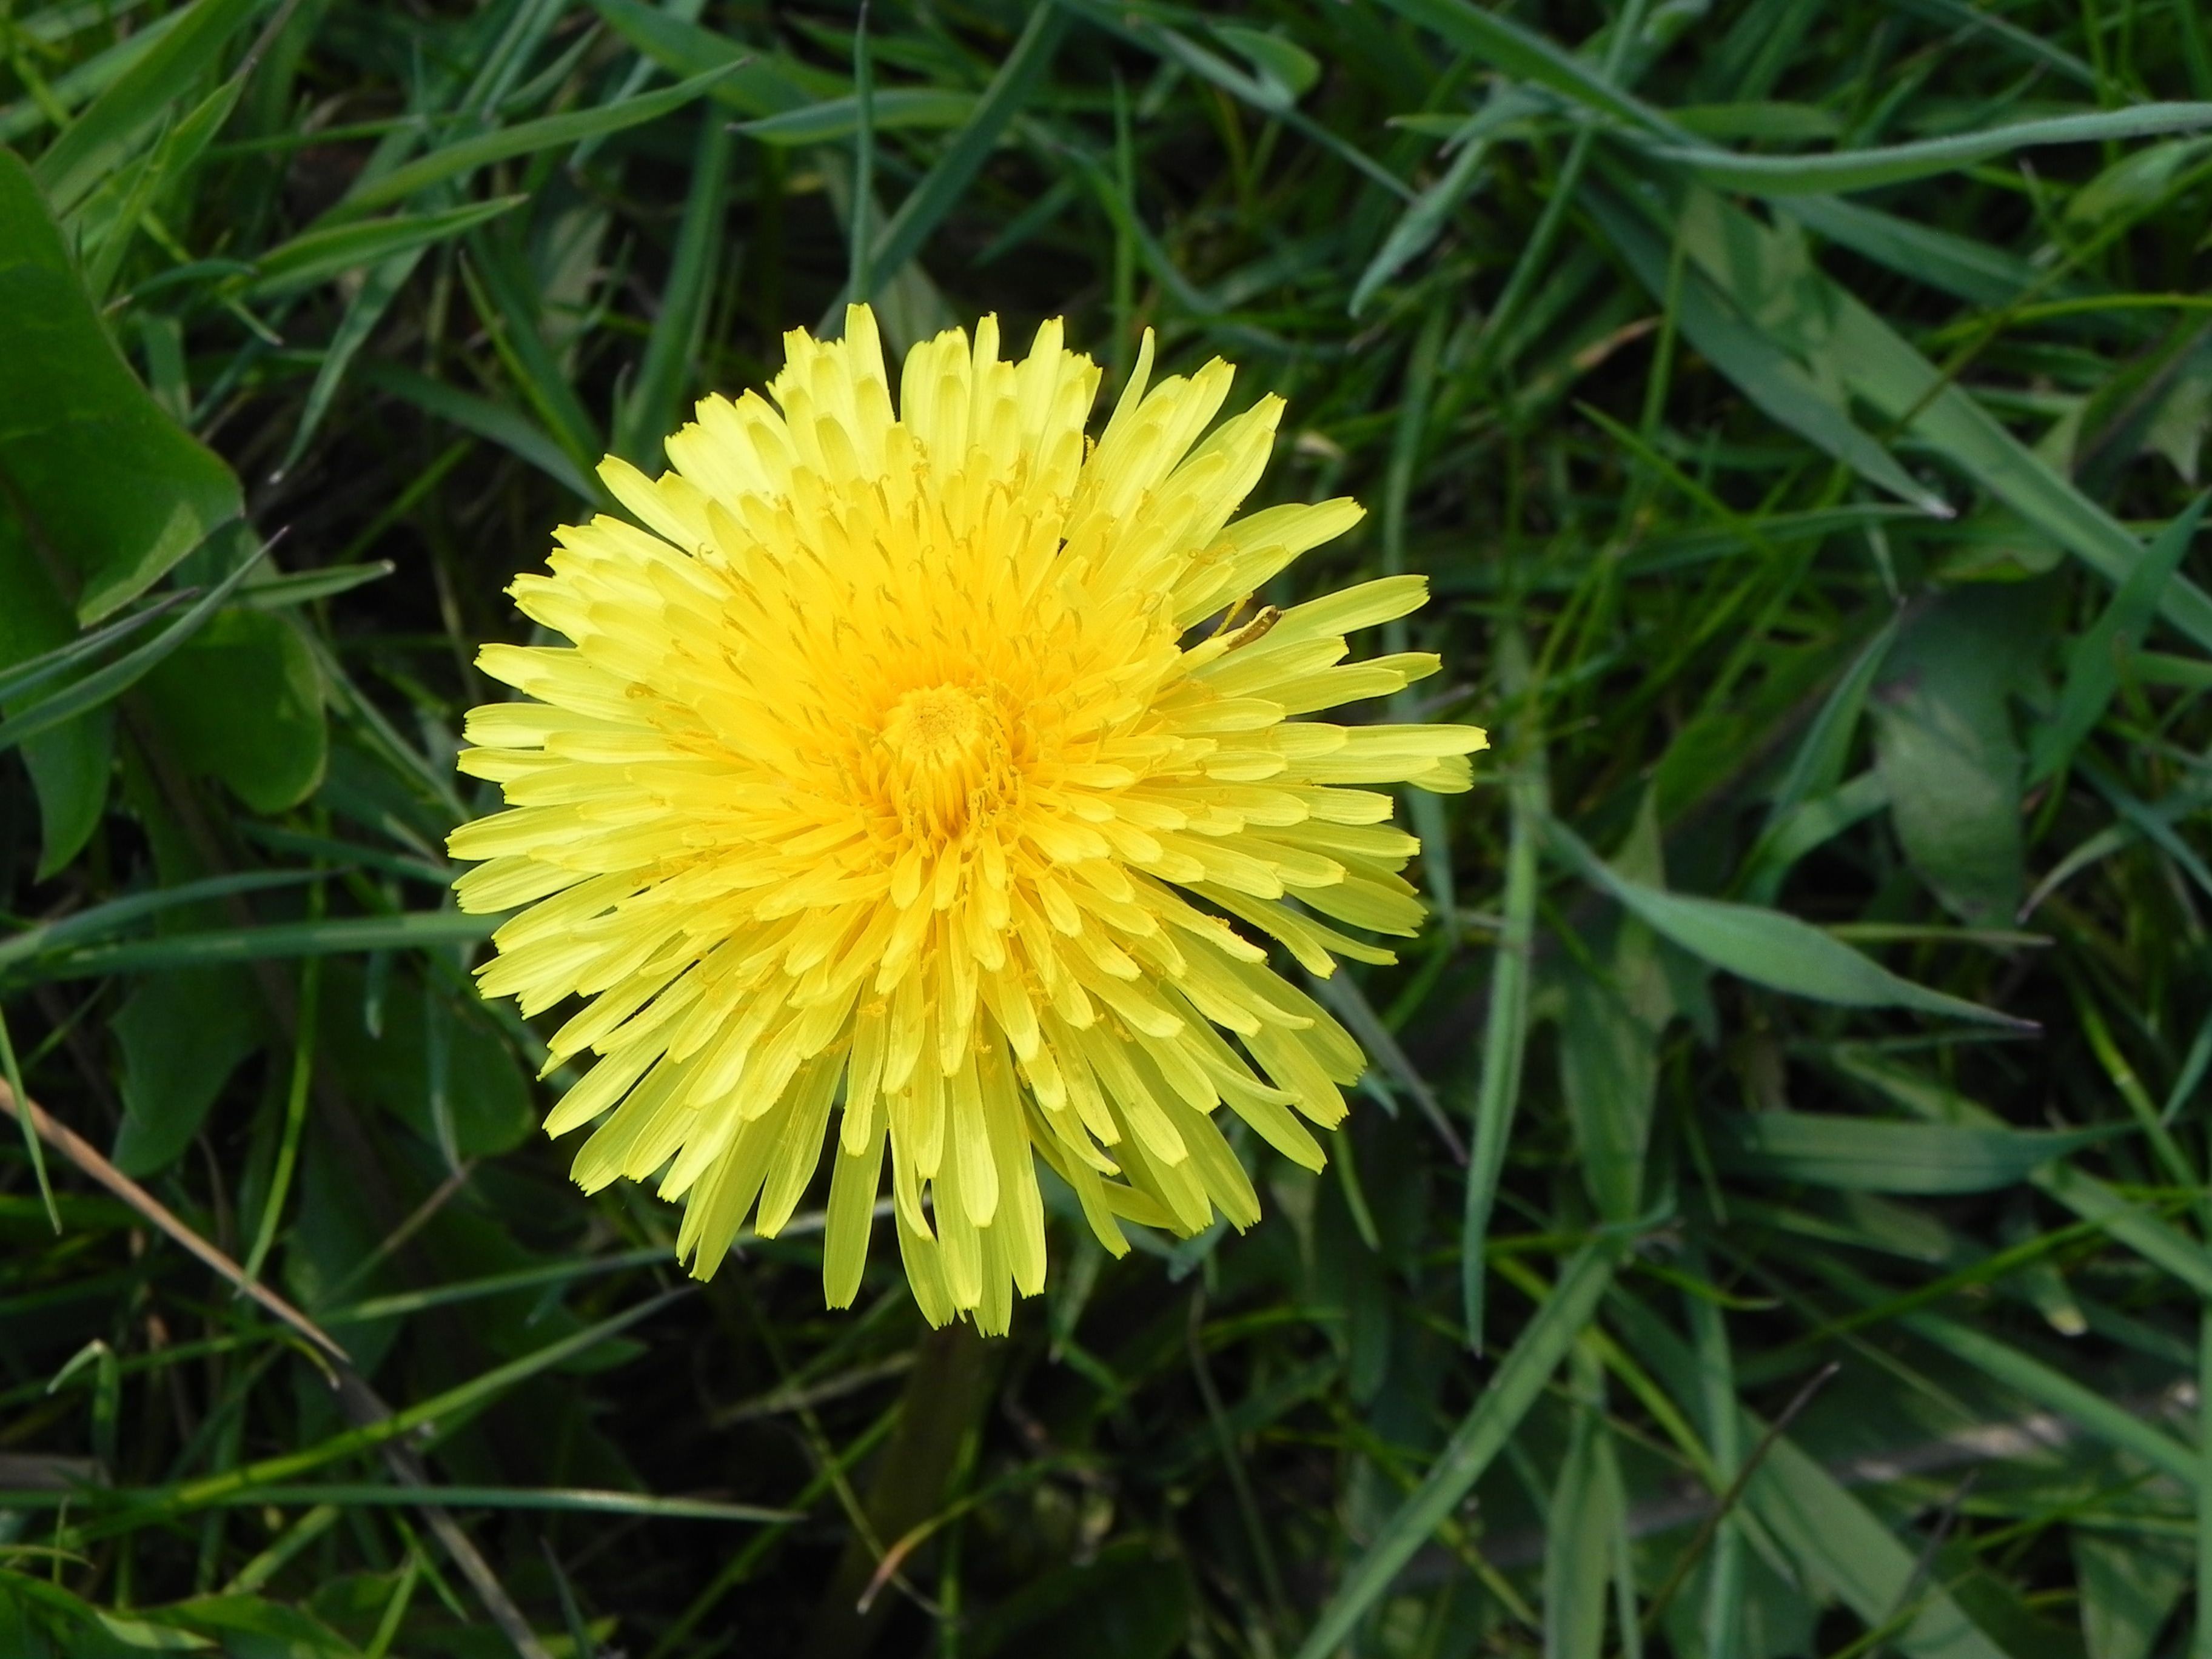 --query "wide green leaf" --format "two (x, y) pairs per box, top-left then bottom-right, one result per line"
(0, 149), (241, 625)
(136, 609), (326, 814)
(111, 969), (261, 1177)
(1871, 587), (2044, 925)
(319, 964), (532, 1159)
